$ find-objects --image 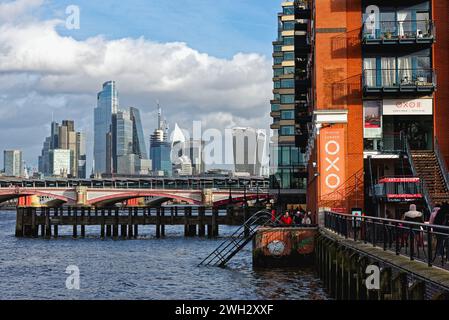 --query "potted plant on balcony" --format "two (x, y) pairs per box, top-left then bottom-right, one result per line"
(384, 31), (392, 39)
